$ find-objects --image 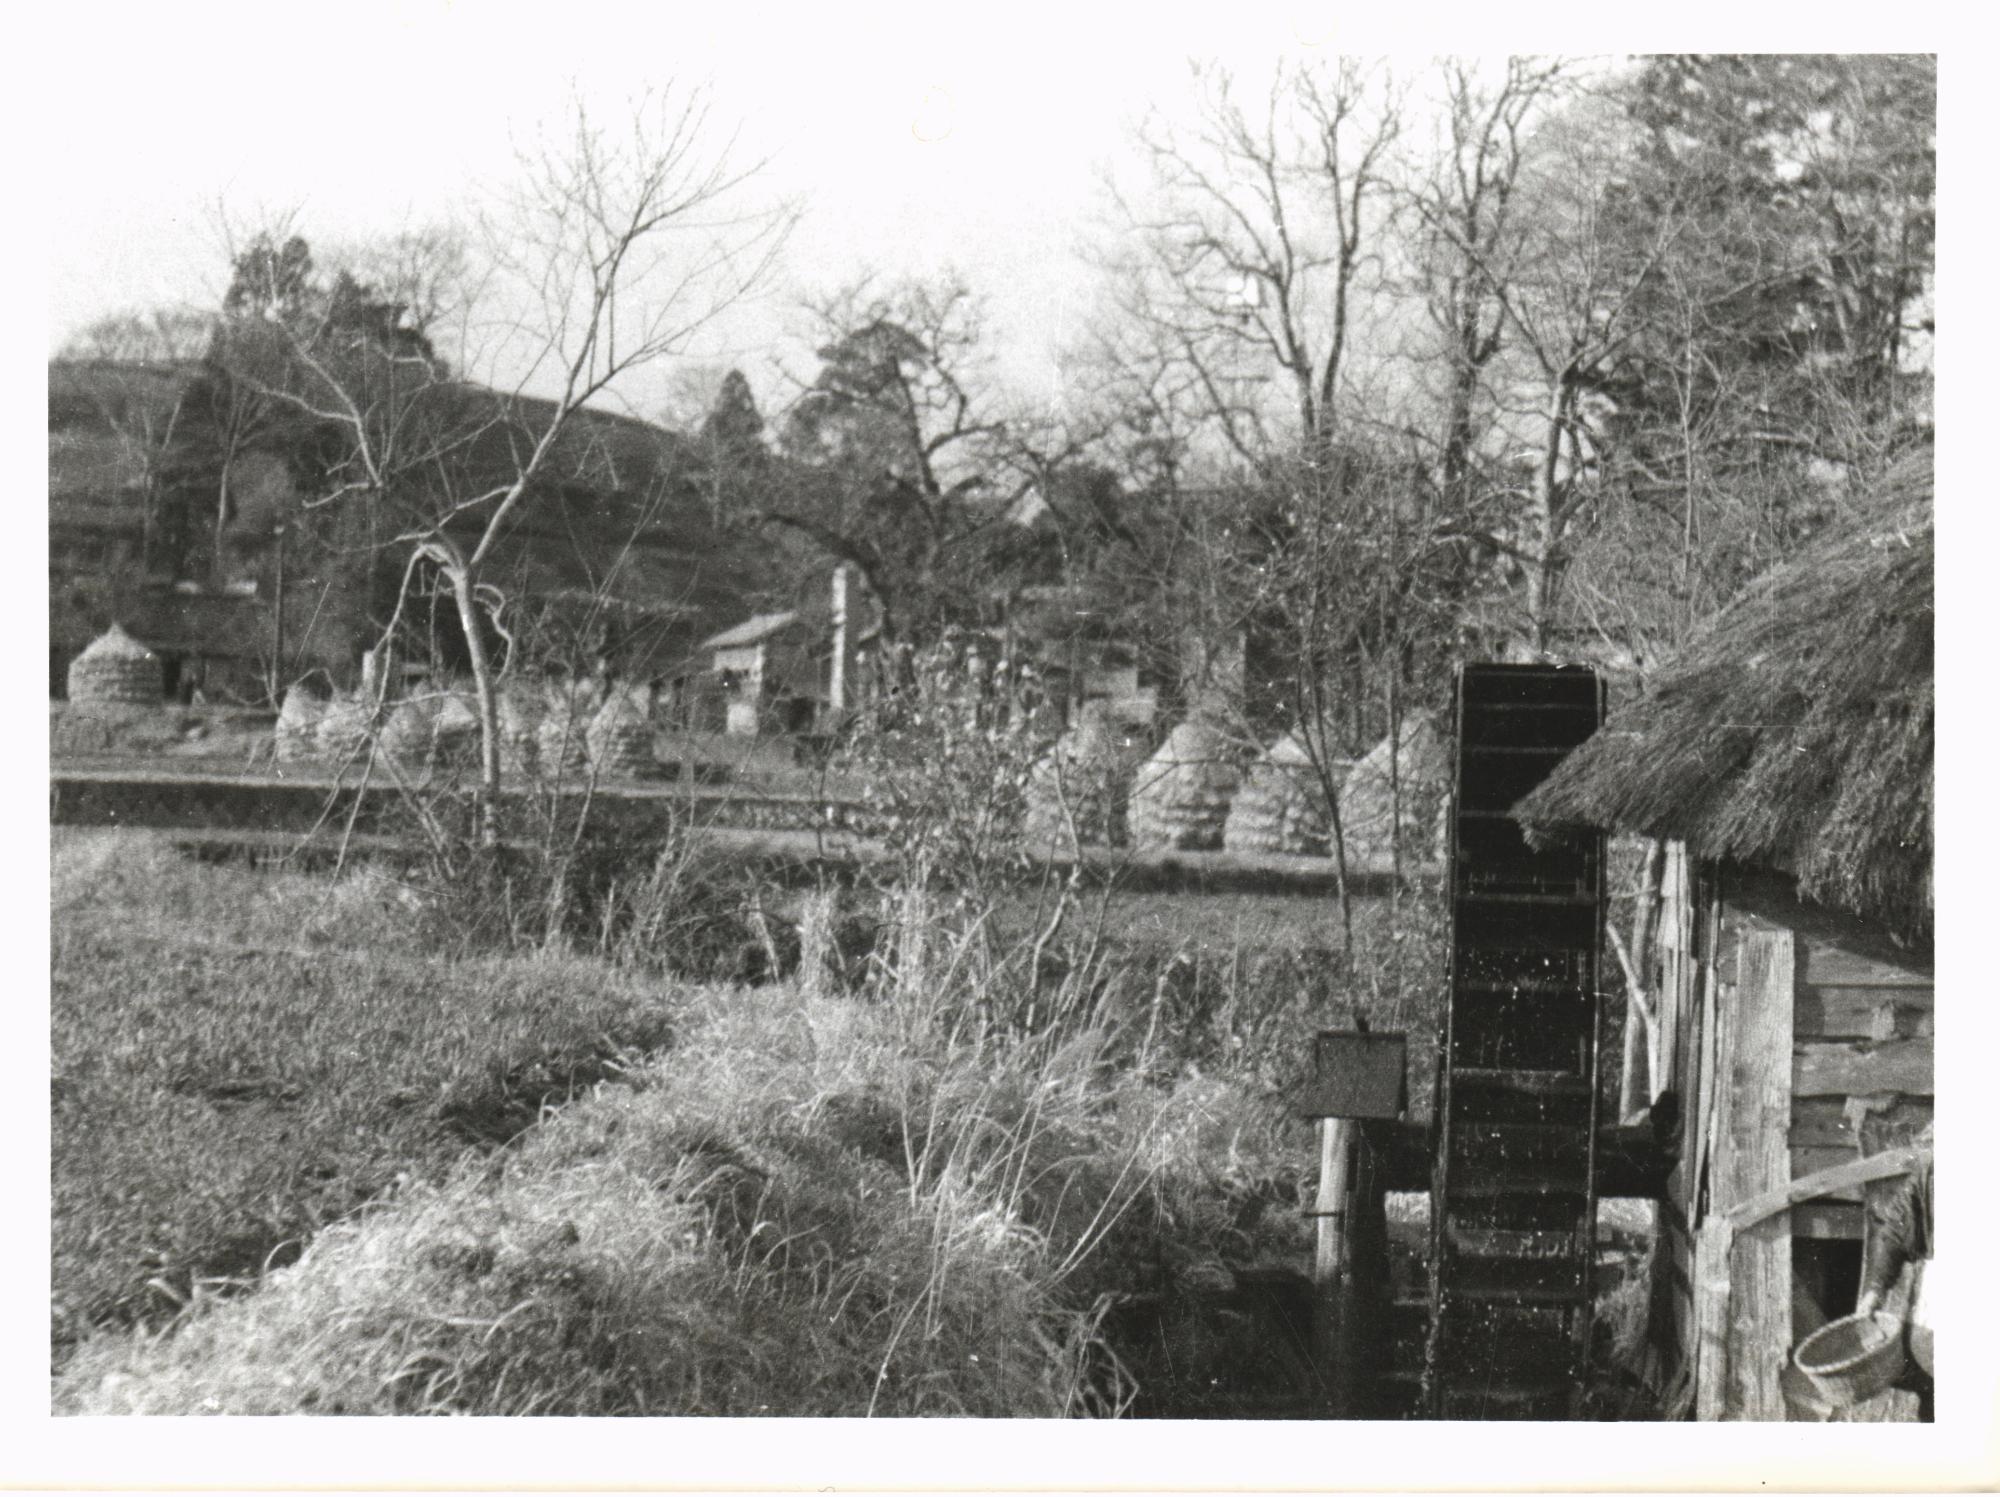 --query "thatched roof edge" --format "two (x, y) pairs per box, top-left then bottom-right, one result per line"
(1516, 446), (1934, 941)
